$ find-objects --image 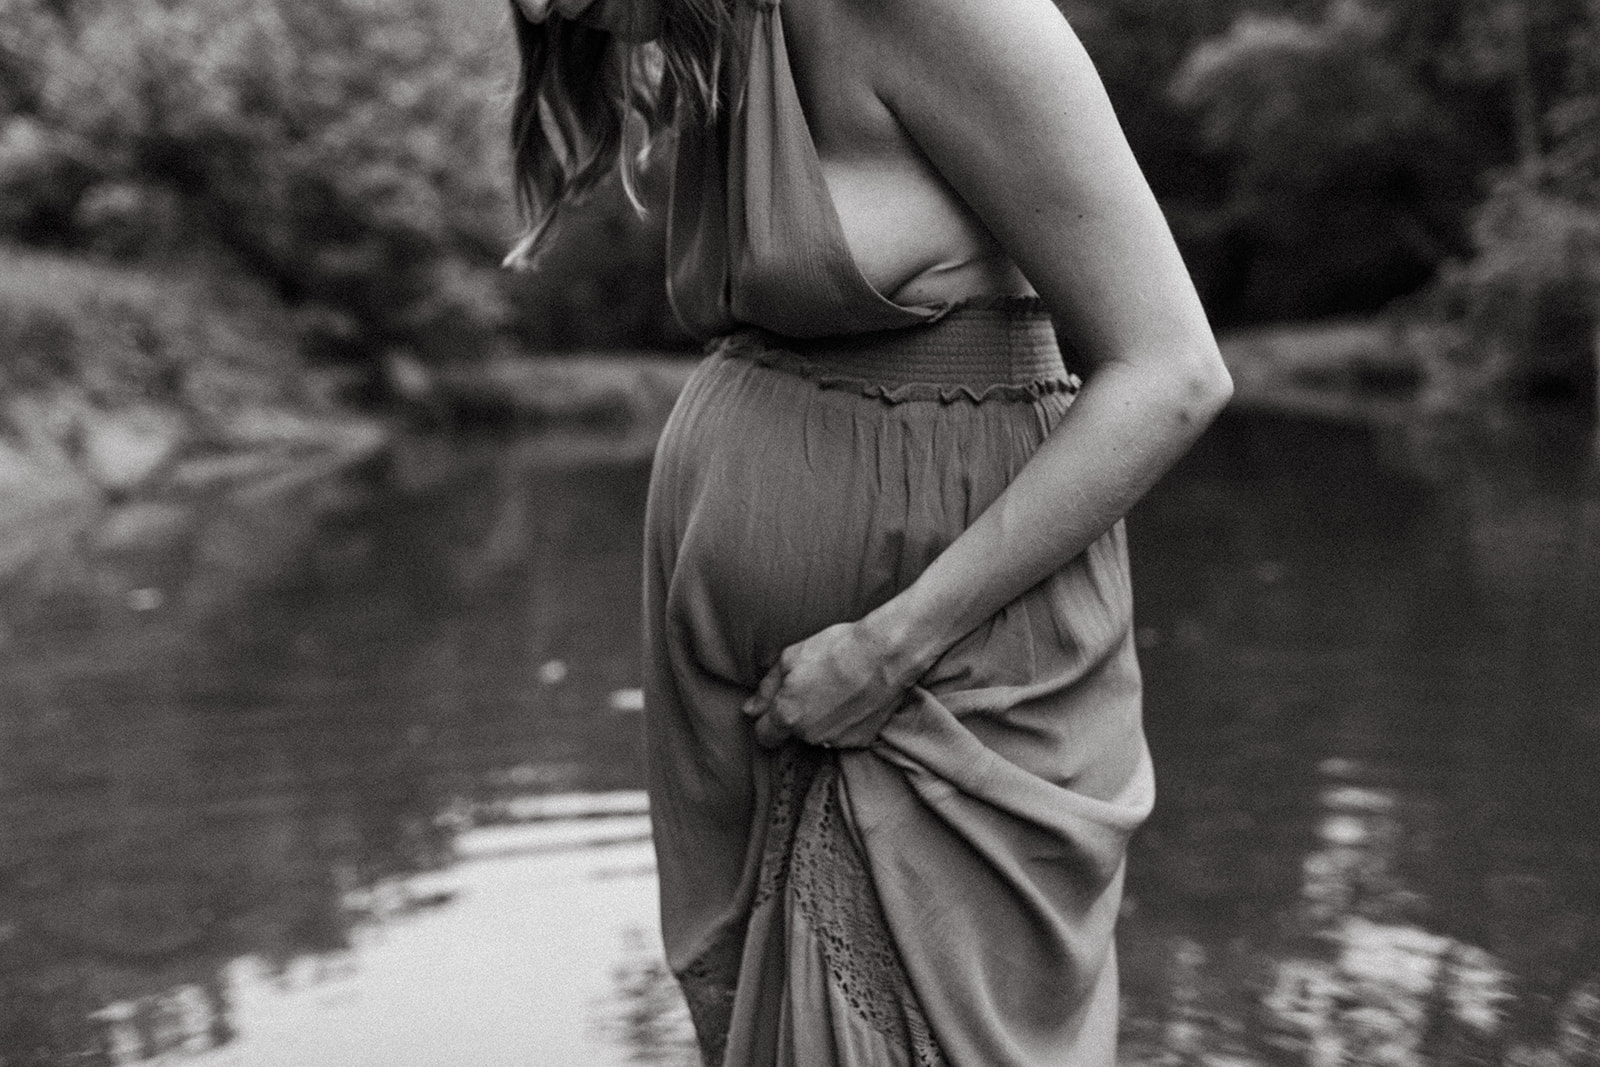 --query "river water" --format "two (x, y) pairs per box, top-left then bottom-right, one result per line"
(1, 406), (1597, 1066)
